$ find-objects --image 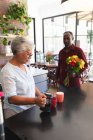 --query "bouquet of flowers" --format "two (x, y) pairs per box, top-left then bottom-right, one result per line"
(64, 55), (85, 86)
(45, 51), (54, 63)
